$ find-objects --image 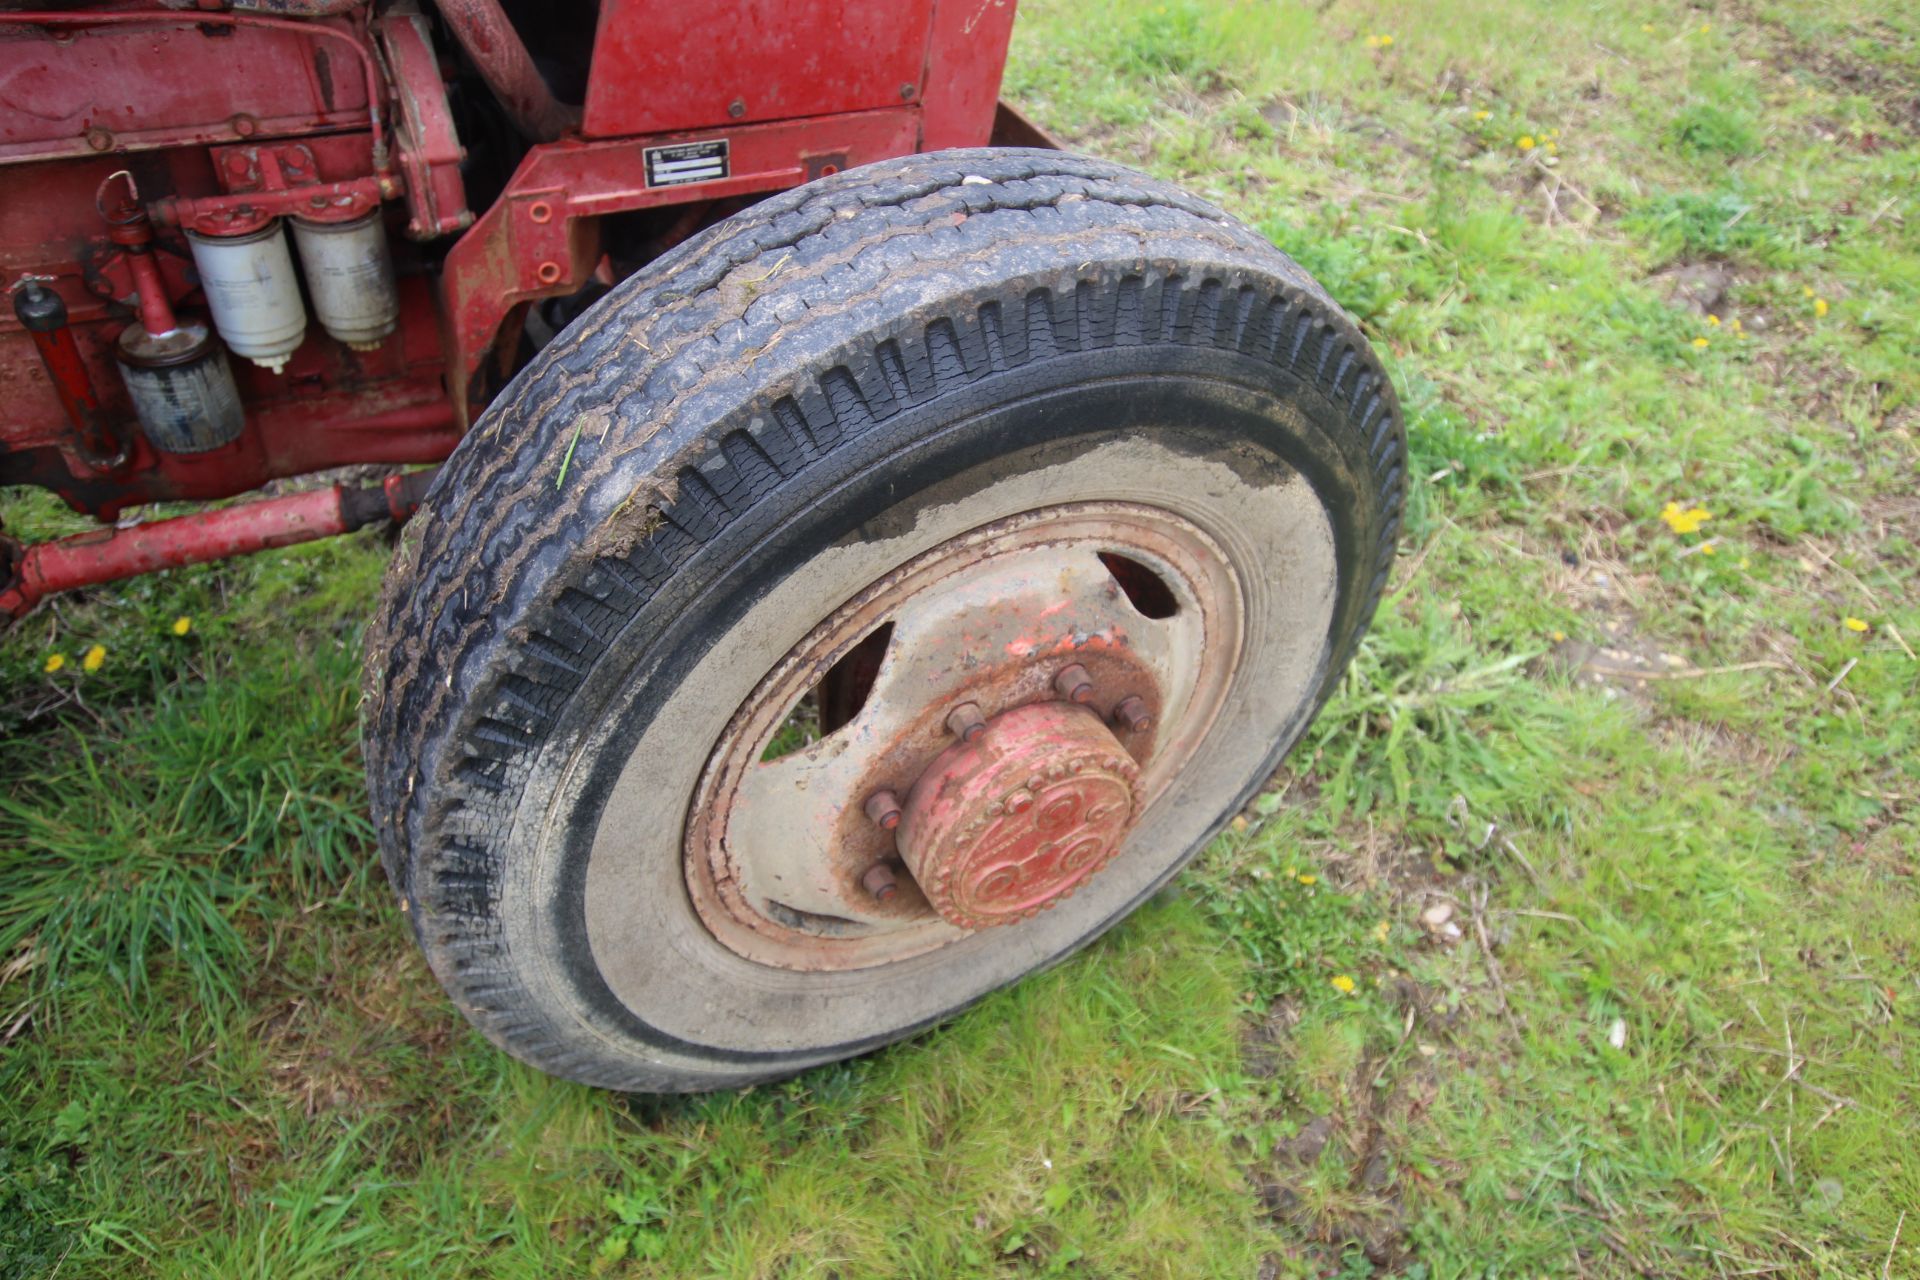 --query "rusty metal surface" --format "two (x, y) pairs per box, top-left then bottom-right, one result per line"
(434, 0), (578, 143)
(682, 503), (1245, 972)
(897, 702), (1145, 931)
(376, 12), (468, 240)
(438, 107), (919, 421)
(0, 10), (386, 167)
